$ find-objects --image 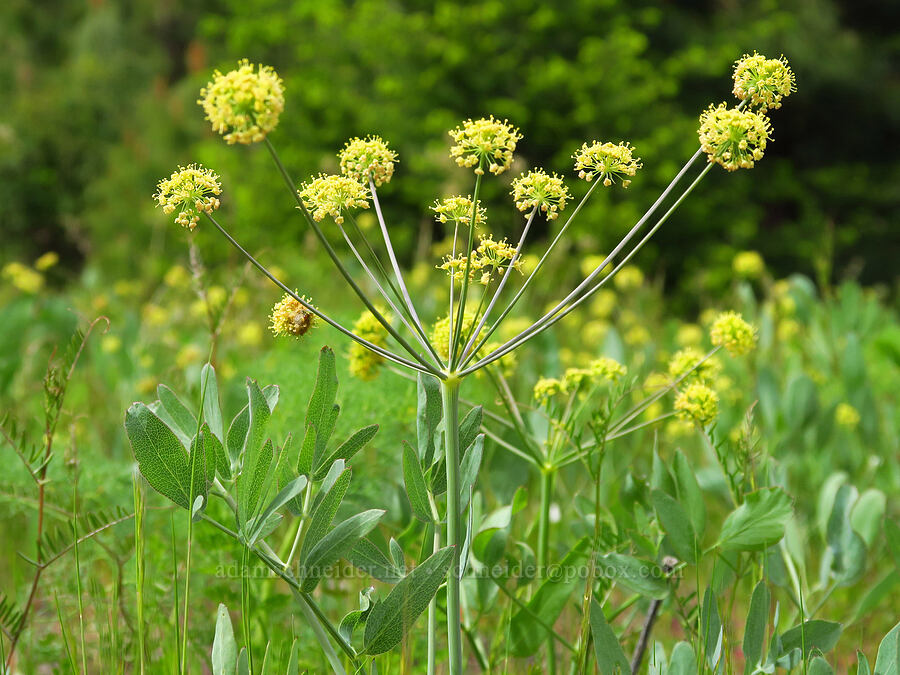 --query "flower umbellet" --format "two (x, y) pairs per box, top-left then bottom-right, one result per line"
(198, 59), (285, 144)
(710, 311), (757, 356)
(448, 116), (521, 175)
(698, 104), (772, 171)
(153, 164), (222, 230)
(732, 52), (796, 110)
(298, 174), (370, 225)
(432, 196), (487, 227)
(339, 135), (397, 187)
(511, 169), (571, 220)
(675, 382), (720, 426)
(573, 141), (642, 186)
